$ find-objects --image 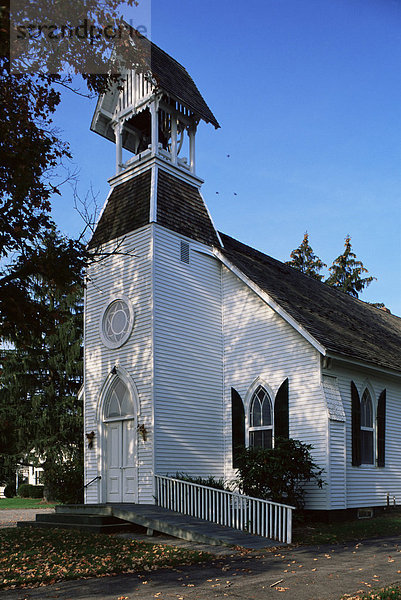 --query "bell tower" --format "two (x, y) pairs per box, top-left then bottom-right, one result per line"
(84, 35), (224, 505)
(89, 34), (220, 250)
